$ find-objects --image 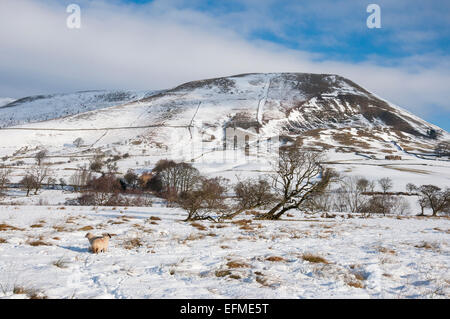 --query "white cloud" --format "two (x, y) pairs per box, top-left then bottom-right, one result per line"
(0, 0), (448, 124)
